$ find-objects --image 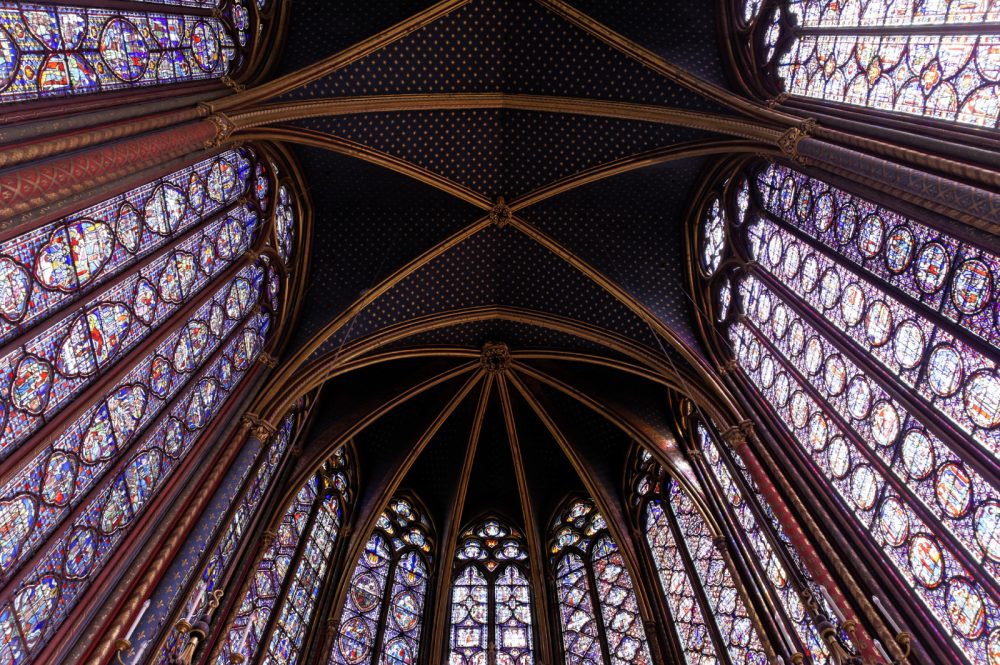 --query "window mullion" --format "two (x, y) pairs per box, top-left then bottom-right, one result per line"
(739, 316), (1000, 601)
(371, 555), (400, 665)
(657, 496), (736, 665)
(753, 201), (1000, 364)
(796, 22), (1000, 37)
(250, 483), (324, 665)
(688, 442), (799, 657)
(581, 549), (615, 665)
